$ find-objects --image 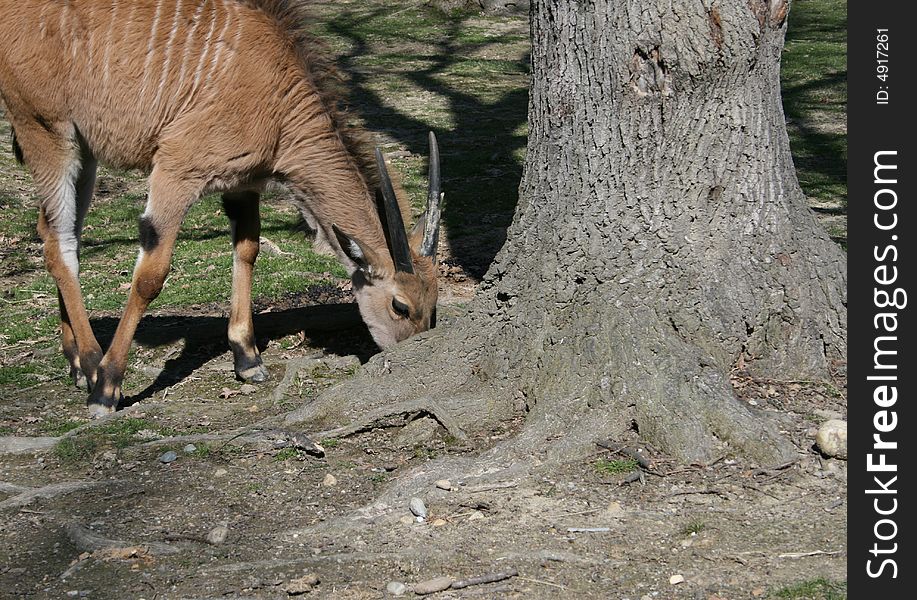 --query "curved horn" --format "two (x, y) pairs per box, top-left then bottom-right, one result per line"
(375, 147), (414, 274)
(420, 131), (442, 258)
